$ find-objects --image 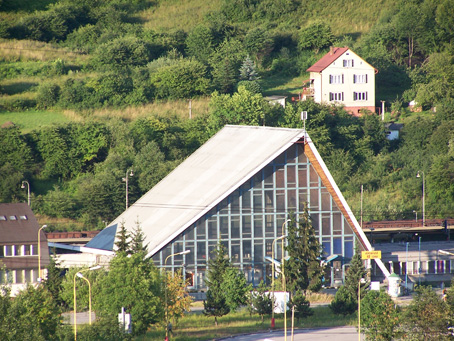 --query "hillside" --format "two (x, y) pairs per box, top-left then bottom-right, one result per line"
(1, 0), (454, 230)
